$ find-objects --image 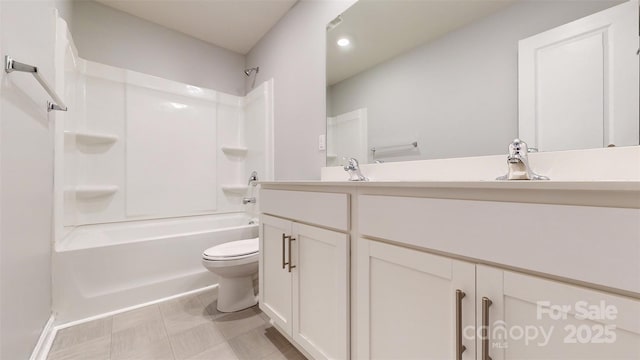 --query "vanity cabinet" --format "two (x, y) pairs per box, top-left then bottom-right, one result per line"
(260, 185), (640, 360)
(477, 265), (640, 360)
(356, 238), (640, 360)
(357, 194), (640, 359)
(356, 238), (476, 359)
(259, 190), (350, 360)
